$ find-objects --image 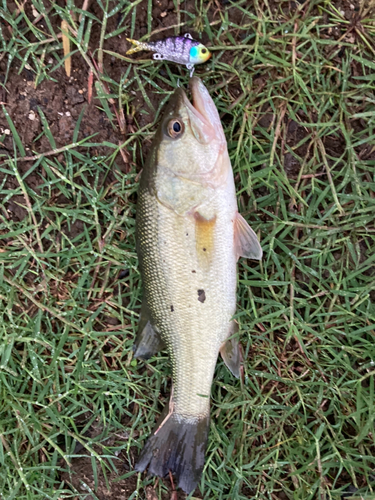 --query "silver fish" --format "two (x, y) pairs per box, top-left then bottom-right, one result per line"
(134, 77), (262, 493)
